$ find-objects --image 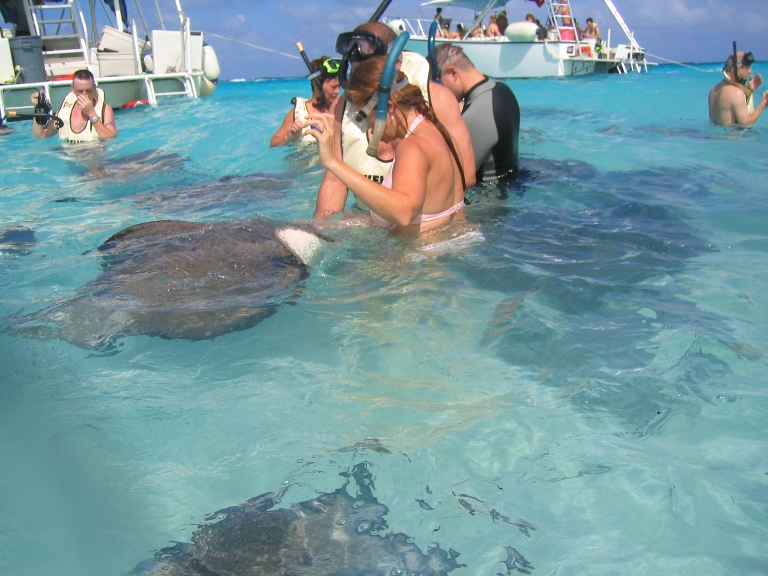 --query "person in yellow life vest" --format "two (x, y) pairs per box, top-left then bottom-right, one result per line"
(31, 69), (117, 141)
(709, 51), (767, 126)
